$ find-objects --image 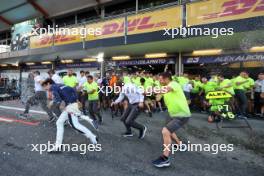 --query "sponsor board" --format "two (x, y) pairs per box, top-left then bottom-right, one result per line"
(54, 27), (83, 46)
(56, 62), (100, 69)
(30, 34), (53, 49)
(86, 6), (182, 41)
(108, 58), (175, 66)
(184, 53), (264, 64)
(187, 0), (264, 26)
